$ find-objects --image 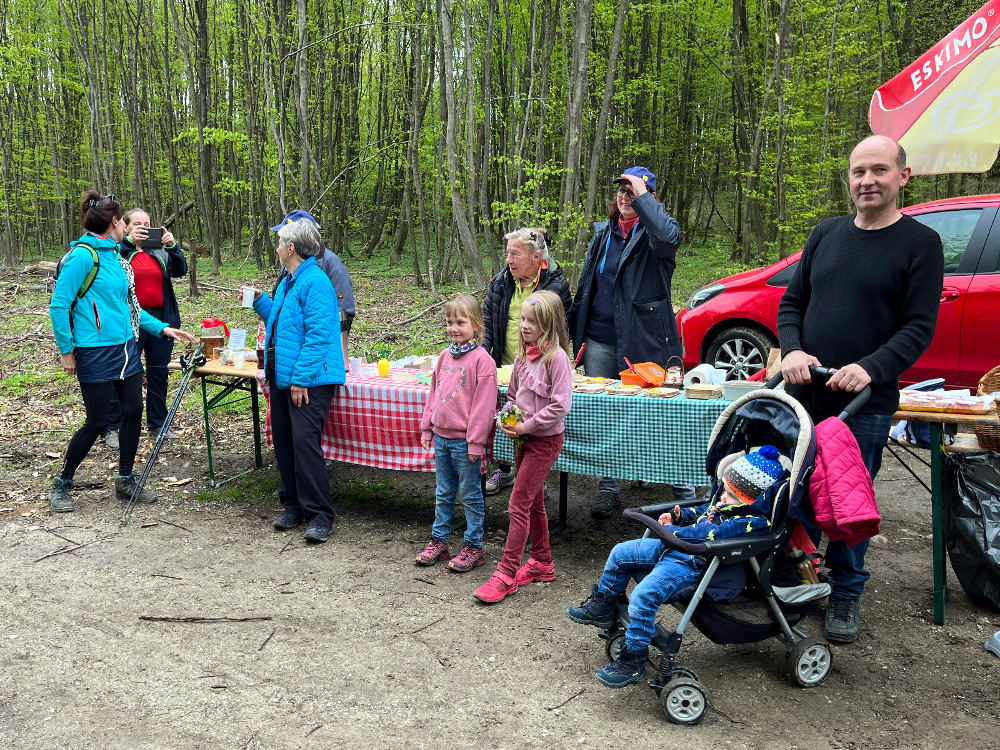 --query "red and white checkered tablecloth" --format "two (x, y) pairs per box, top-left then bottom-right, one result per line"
(263, 373), (437, 472)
